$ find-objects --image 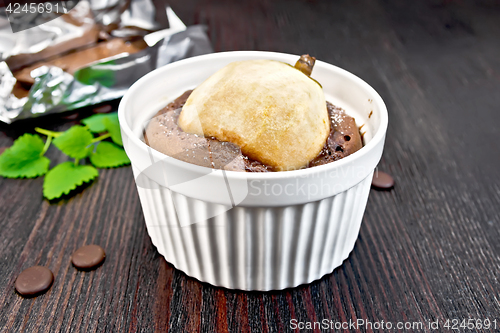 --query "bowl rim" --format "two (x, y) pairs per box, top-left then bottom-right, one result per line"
(118, 50), (388, 181)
